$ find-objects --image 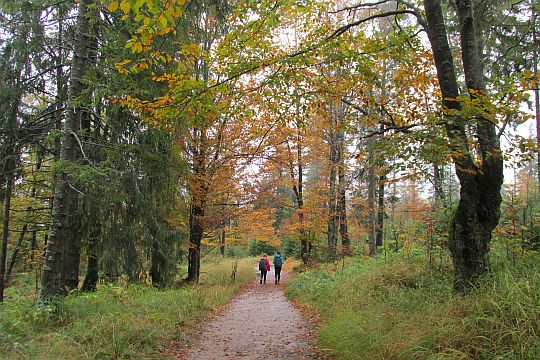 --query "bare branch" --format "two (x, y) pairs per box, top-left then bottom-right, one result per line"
(360, 123), (418, 139)
(328, 9), (422, 40)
